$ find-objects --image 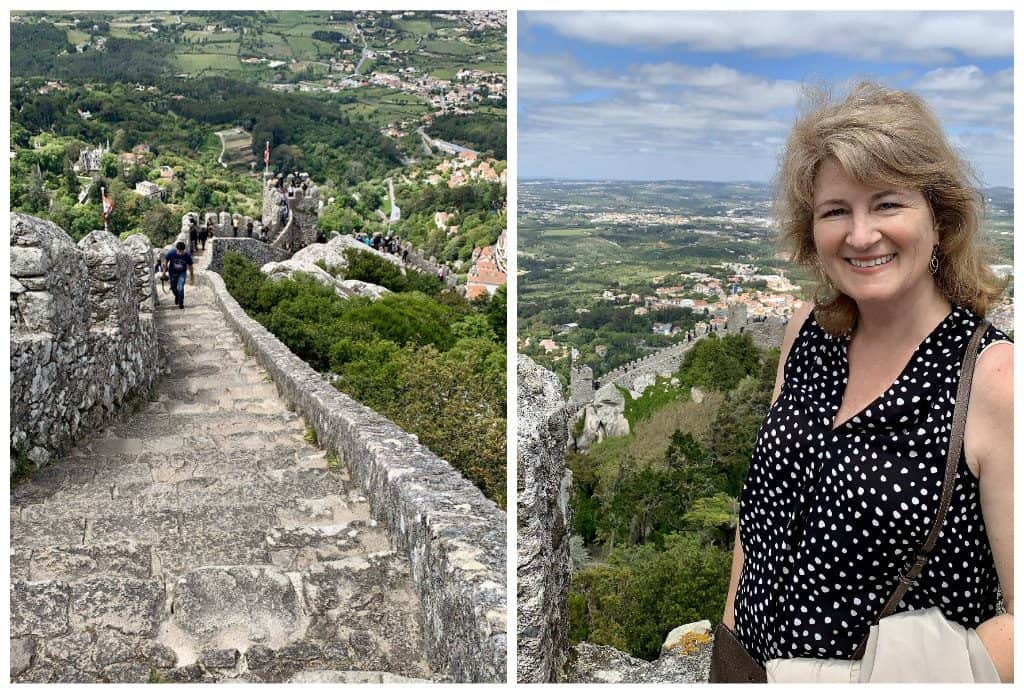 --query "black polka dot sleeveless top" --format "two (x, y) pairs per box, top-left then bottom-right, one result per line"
(734, 304), (1010, 664)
